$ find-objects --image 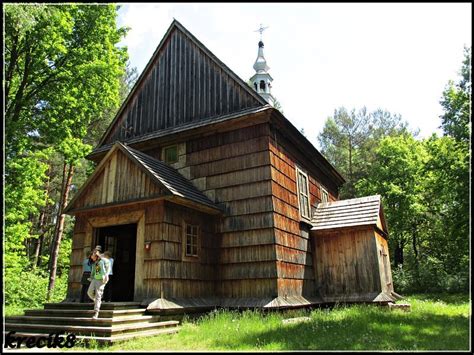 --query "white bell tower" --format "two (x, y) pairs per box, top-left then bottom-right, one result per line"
(250, 24), (275, 106)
